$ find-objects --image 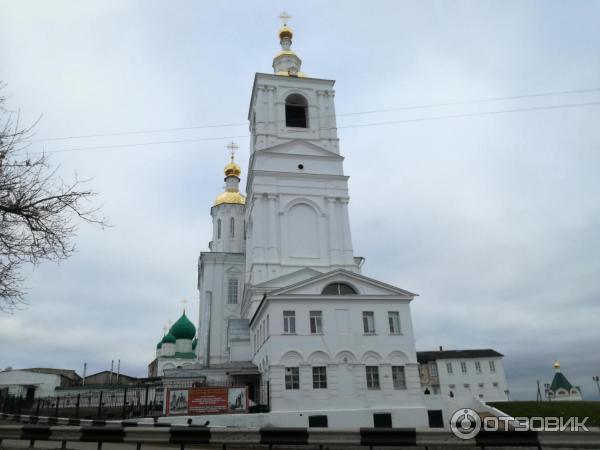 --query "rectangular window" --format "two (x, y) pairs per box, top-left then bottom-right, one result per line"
(475, 361), (482, 373)
(478, 383), (484, 388)
(460, 362), (467, 374)
(283, 311), (296, 333)
(388, 311), (401, 334)
(309, 311), (323, 334)
(464, 383), (470, 389)
(489, 361), (496, 373)
(363, 311), (375, 334)
(430, 363), (438, 377)
(227, 278), (238, 304)
(392, 366), (407, 390)
(312, 366), (327, 389)
(493, 382), (499, 388)
(446, 362), (453, 374)
(366, 366), (380, 389)
(285, 367), (299, 390)
(449, 384), (456, 389)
